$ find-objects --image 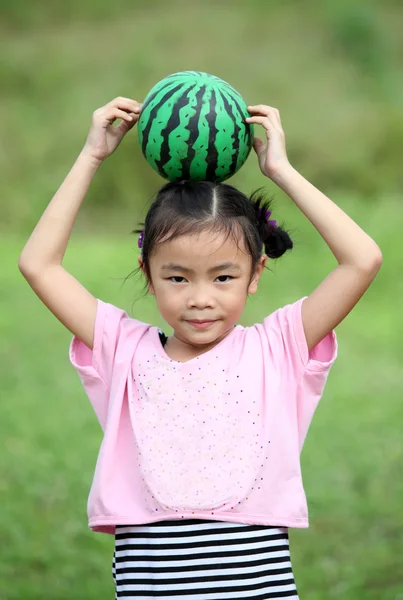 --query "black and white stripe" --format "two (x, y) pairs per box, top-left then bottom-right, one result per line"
(113, 519), (299, 599)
